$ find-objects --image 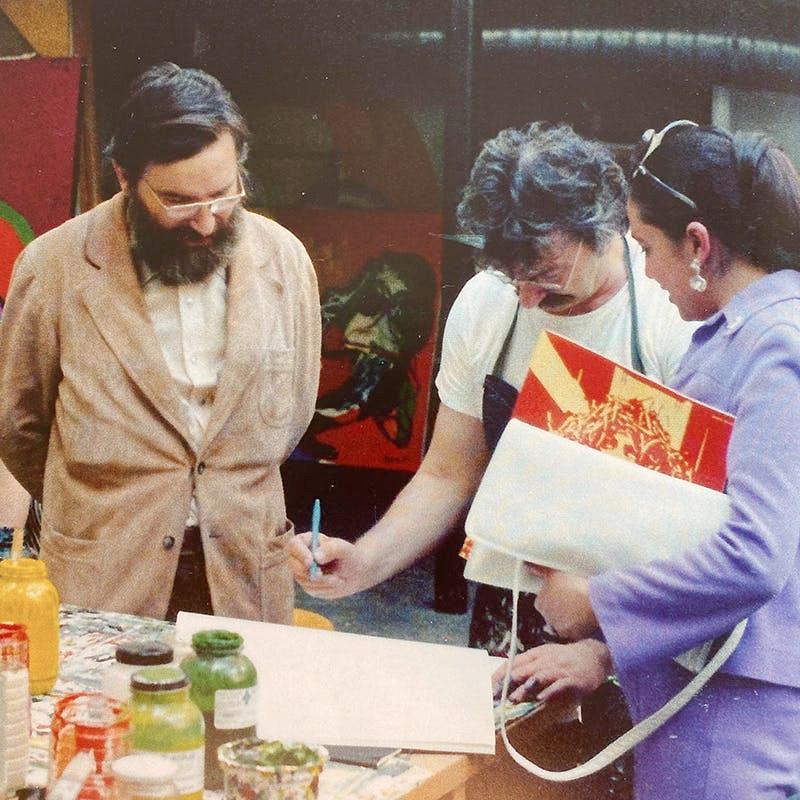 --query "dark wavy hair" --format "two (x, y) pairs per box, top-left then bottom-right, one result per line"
(630, 124), (800, 275)
(106, 62), (250, 184)
(457, 121), (628, 272)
